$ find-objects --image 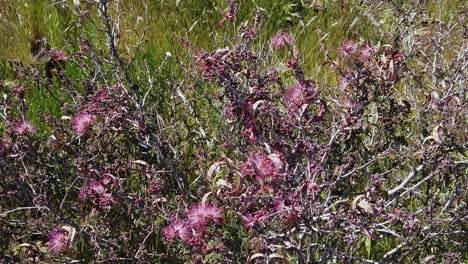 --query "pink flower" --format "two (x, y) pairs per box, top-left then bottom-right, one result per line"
(101, 173), (114, 186)
(358, 43), (375, 61)
(163, 220), (191, 241)
(241, 152), (283, 179)
(283, 83), (303, 111)
(71, 112), (95, 134)
(186, 202), (223, 227)
(88, 180), (105, 195)
(204, 203), (223, 223)
(47, 49), (69, 62)
(339, 40), (358, 58)
(13, 120), (35, 135)
(48, 230), (70, 254)
(242, 211), (268, 229)
(271, 31), (294, 49)
(283, 80), (318, 112)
